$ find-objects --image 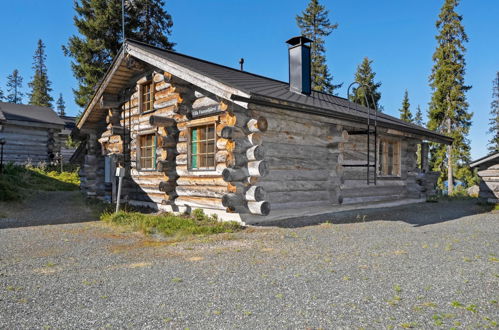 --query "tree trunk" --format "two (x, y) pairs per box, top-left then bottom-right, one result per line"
(447, 117), (453, 195)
